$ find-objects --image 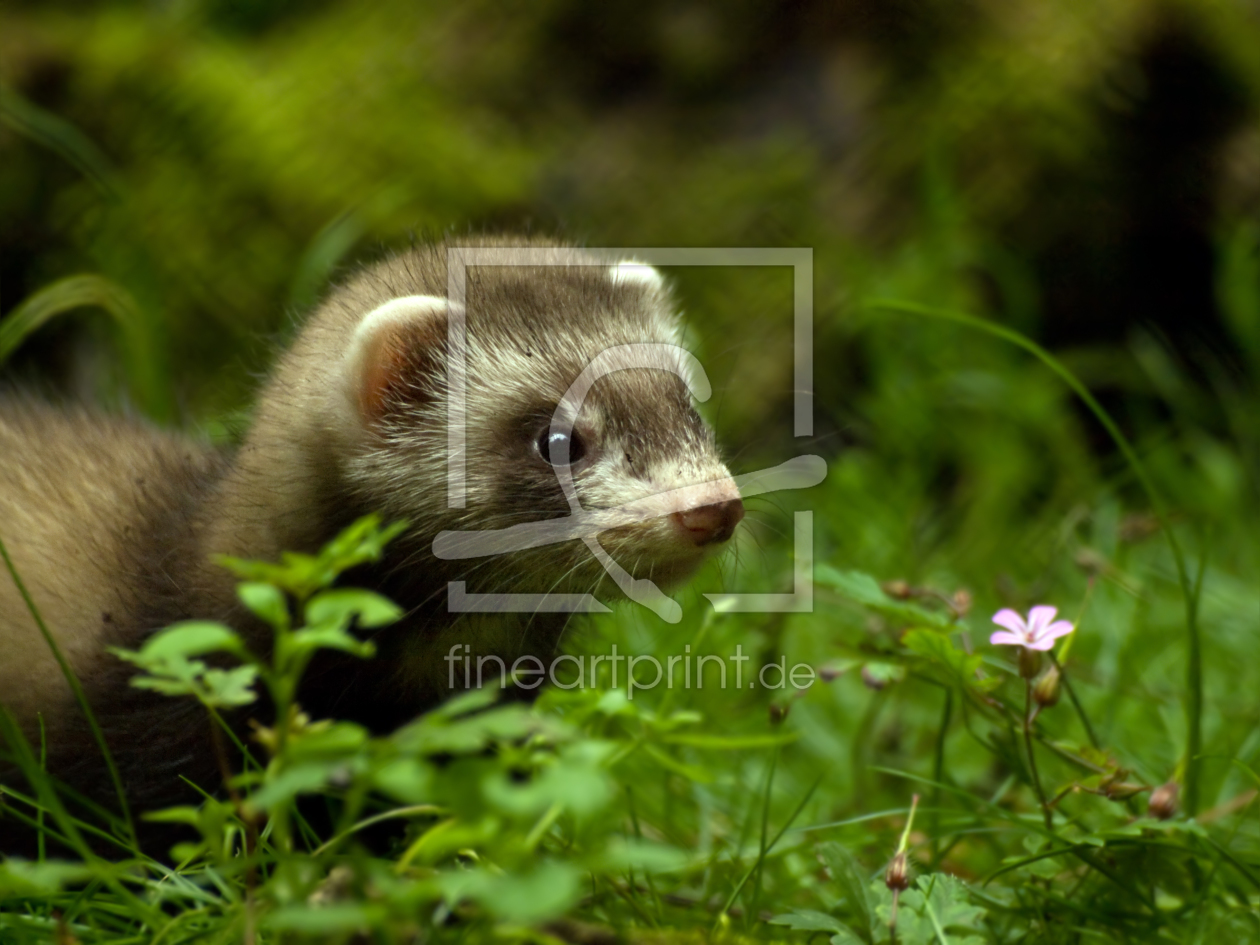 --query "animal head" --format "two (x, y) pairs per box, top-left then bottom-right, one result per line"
(329, 241), (743, 597)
